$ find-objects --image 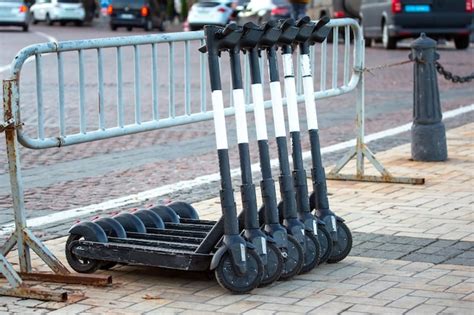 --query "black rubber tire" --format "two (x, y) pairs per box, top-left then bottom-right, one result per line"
(110, 24), (117, 31)
(144, 19), (152, 31)
(126, 26), (132, 31)
(74, 20), (83, 27)
(22, 24), (29, 32)
(365, 38), (372, 47)
(215, 248), (263, 294)
(65, 234), (102, 273)
(167, 201), (200, 220)
(259, 242), (284, 287)
(382, 22), (397, 50)
(46, 14), (53, 26)
(454, 35), (469, 50)
(317, 224), (333, 264)
(60, 21), (66, 26)
(299, 231), (321, 274)
(279, 235), (304, 280)
(327, 221), (352, 264)
(32, 18), (38, 25)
